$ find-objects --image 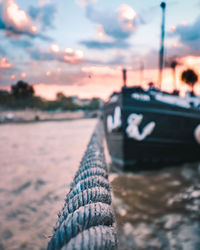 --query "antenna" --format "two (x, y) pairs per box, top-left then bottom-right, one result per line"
(158, 2), (166, 89)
